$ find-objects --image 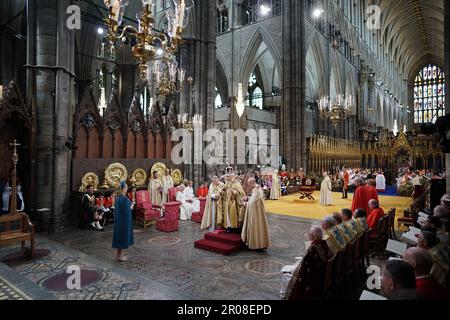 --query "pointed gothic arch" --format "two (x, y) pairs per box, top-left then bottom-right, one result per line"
(305, 34), (326, 101)
(239, 27), (282, 93)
